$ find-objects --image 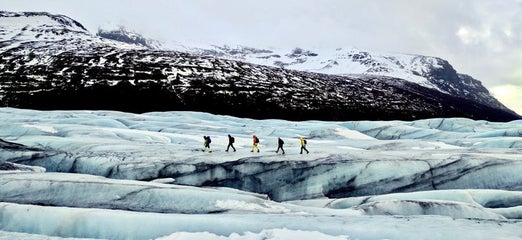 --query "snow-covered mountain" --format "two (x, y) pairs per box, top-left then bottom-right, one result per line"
(97, 26), (162, 49)
(167, 44), (508, 113)
(0, 11), (519, 121)
(0, 11), (142, 51)
(1, 107), (522, 239)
